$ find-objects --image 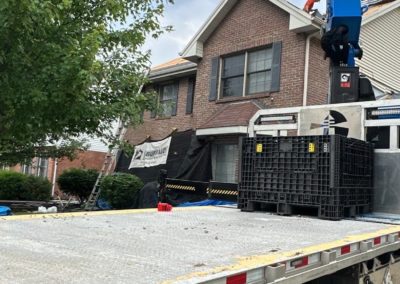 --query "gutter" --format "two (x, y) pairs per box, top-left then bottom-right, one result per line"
(51, 158), (58, 197)
(303, 31), (320, 106)
(149, 63), (197, 81)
